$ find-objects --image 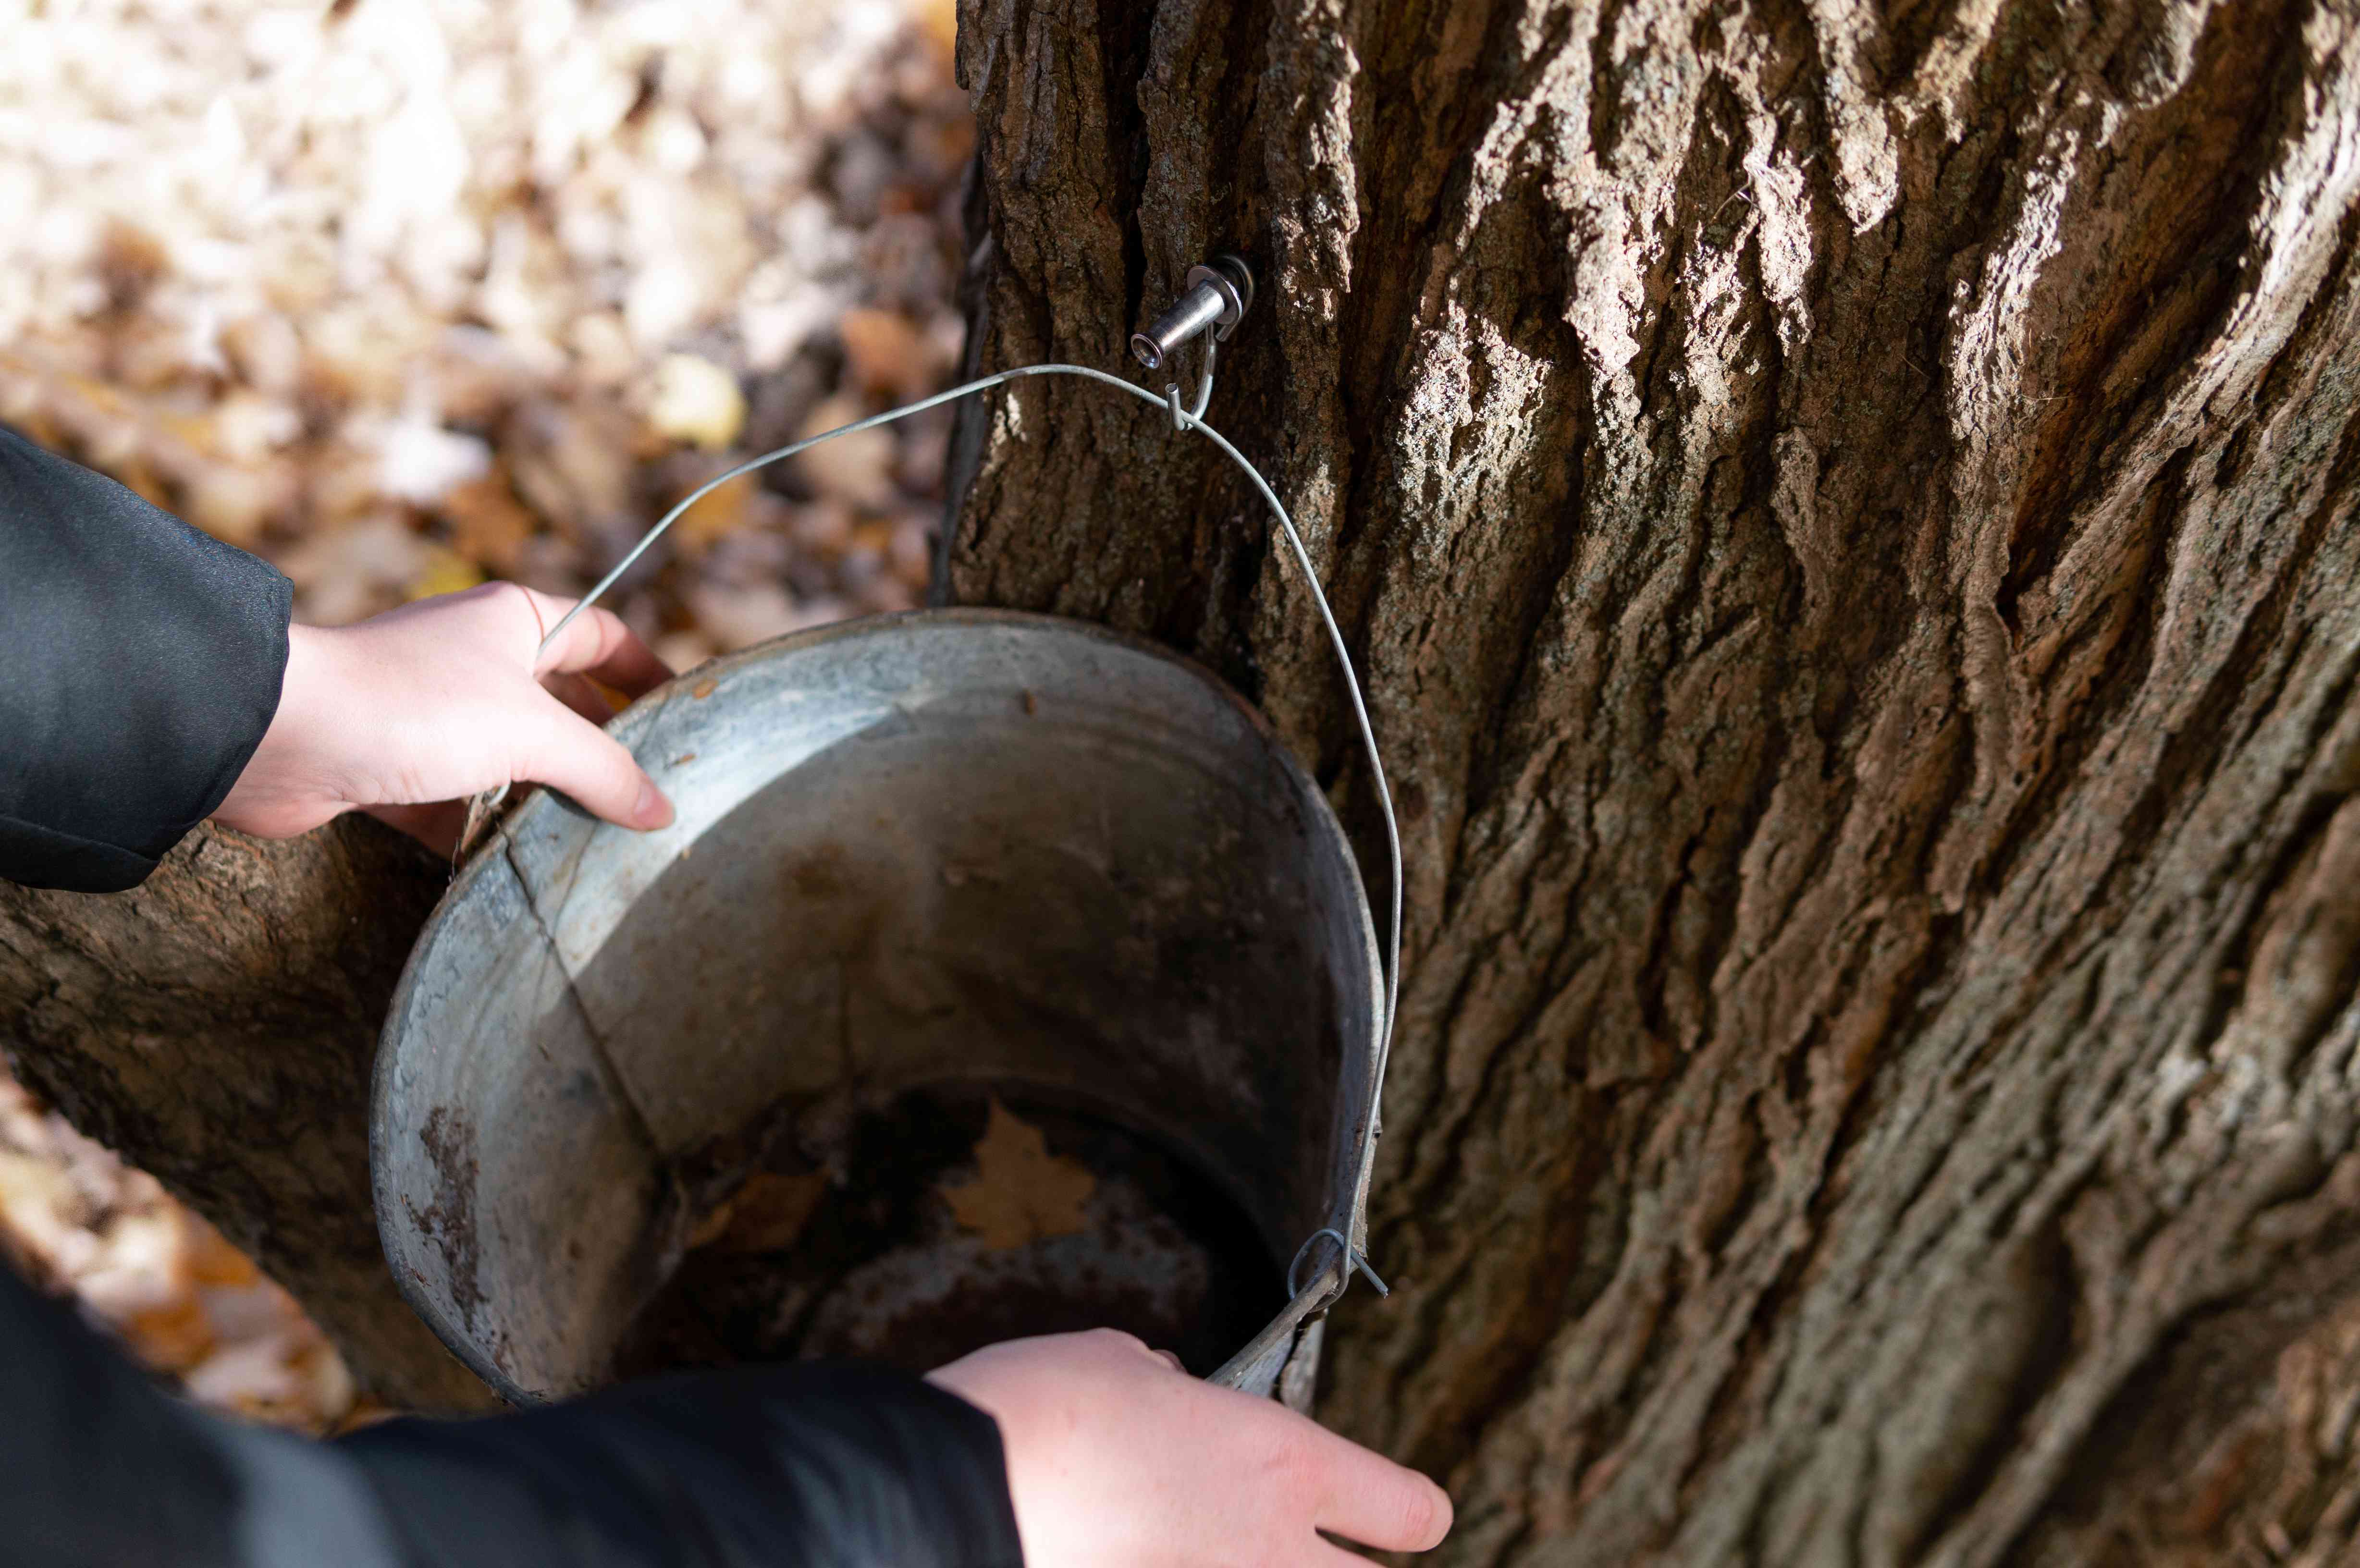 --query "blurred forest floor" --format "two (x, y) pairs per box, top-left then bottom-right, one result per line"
(0, 0), (970, 1431)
